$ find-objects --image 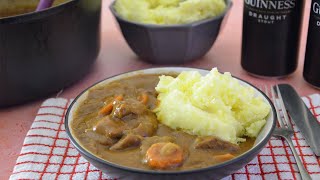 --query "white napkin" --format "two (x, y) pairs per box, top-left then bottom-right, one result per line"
(10, 95), (320, 180)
